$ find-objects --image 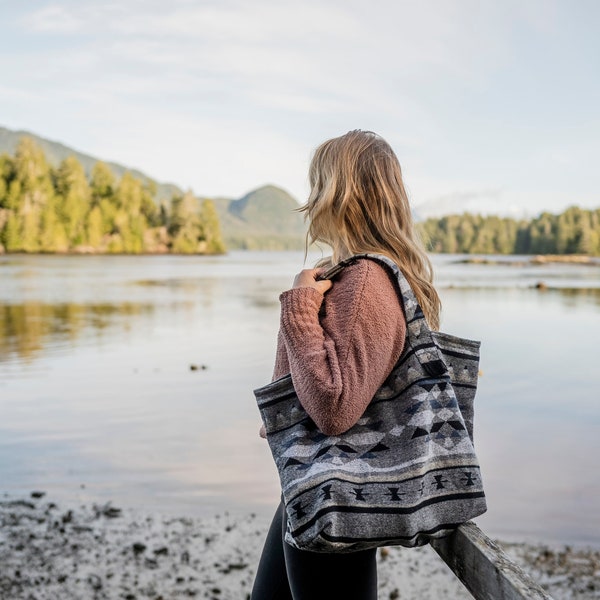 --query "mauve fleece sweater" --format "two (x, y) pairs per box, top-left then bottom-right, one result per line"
(272, 259), (407, 436)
